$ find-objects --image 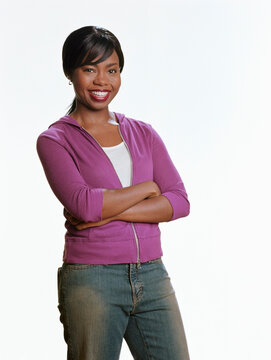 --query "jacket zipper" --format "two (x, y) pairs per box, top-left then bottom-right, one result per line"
(79, 123), (141, 269)
(117, 125), (141, 269)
